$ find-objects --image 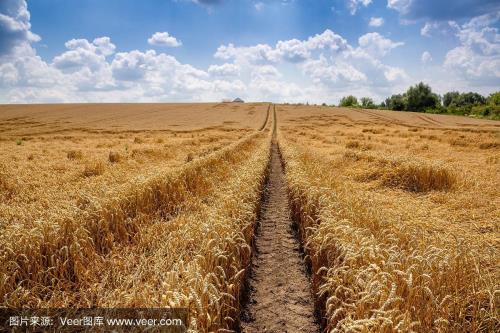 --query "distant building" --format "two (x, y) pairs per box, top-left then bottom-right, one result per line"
(233, 97), (244, 103)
